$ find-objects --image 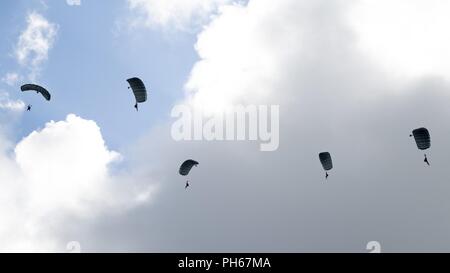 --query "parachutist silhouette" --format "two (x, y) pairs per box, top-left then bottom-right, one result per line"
(424, 154), (430, 166)
(127, 77), (147, 112)
(26, 105), (32, 111)
(319, 152), (332, 180)
(411, 128), (431, 165)
(180, 160), (198, 188)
